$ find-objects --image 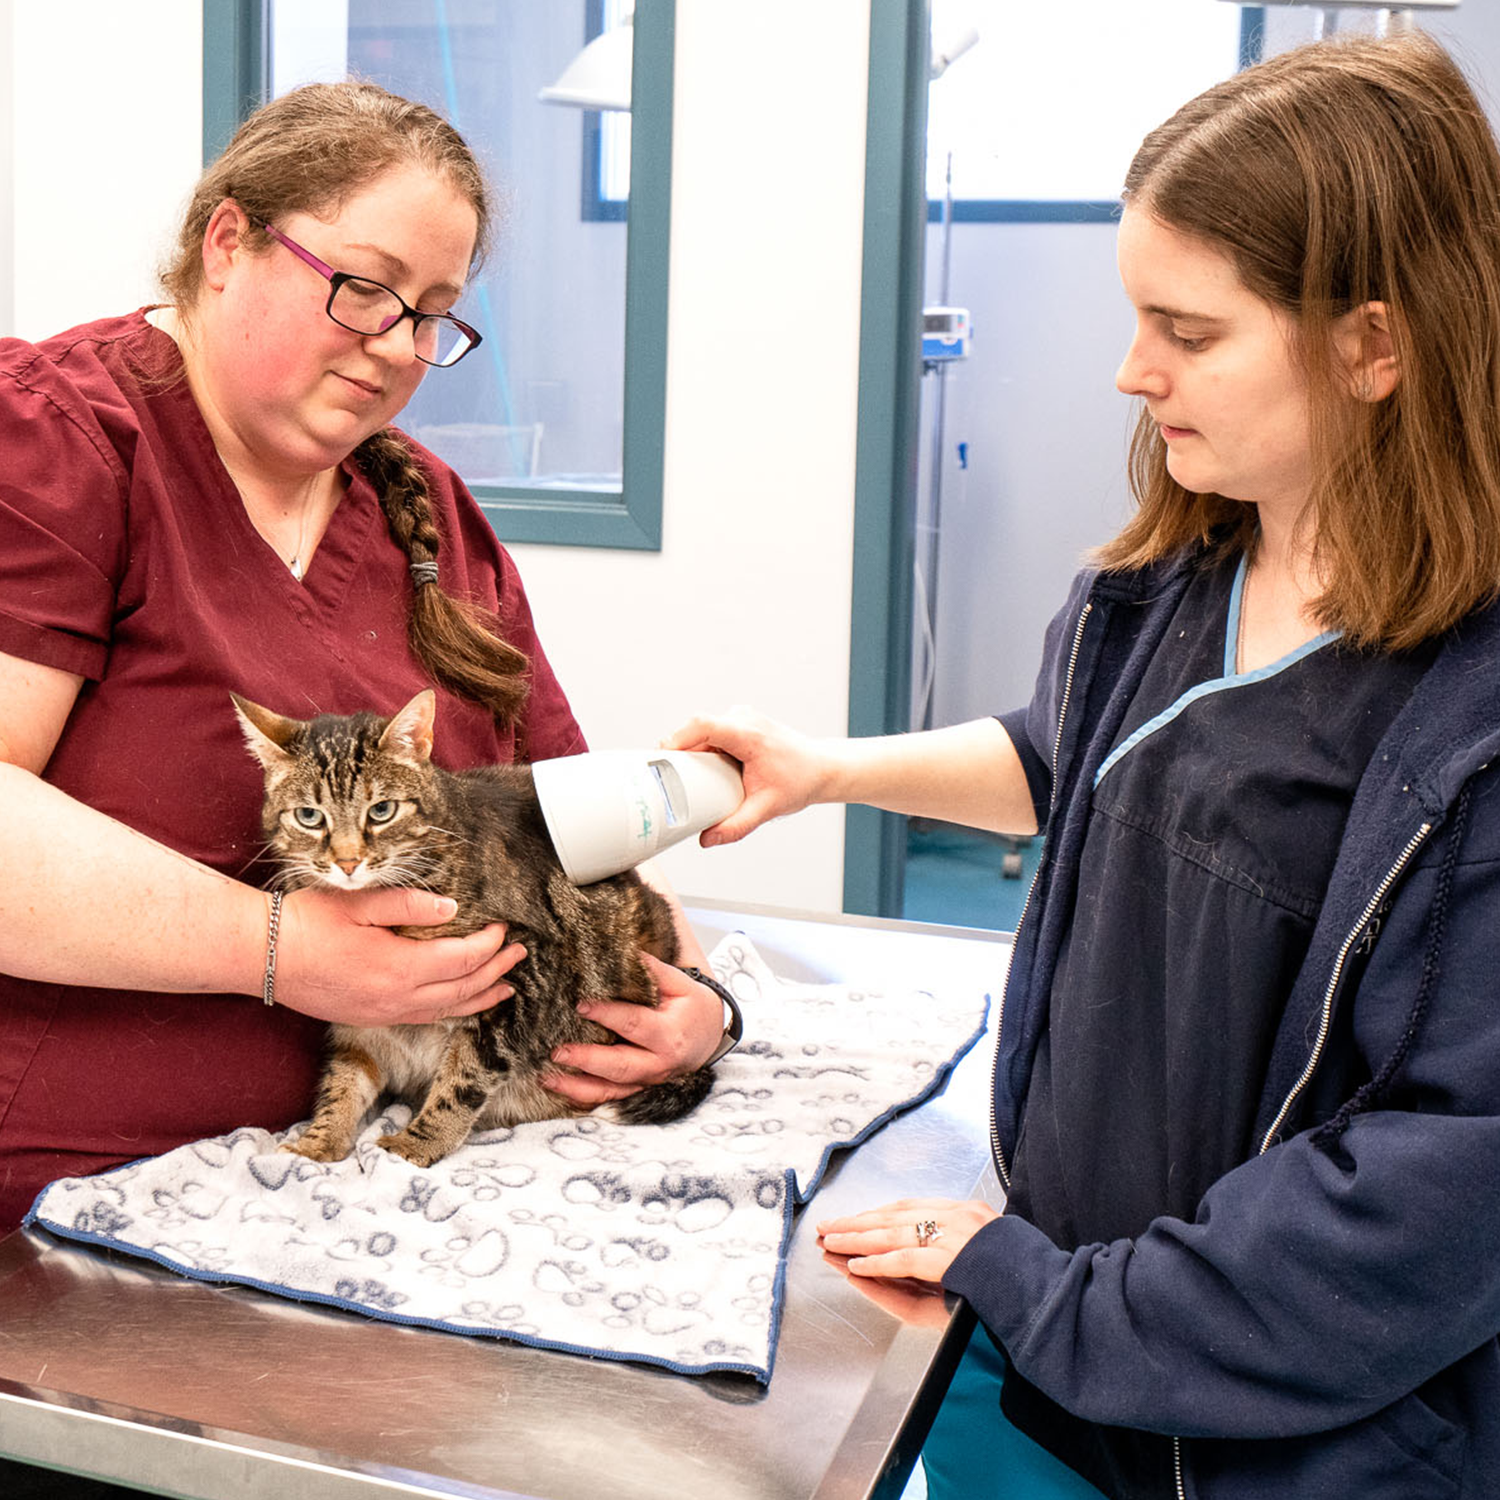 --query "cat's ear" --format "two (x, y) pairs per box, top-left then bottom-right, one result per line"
(380, 690), (436, 765)
(231, 693), (302, 772)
